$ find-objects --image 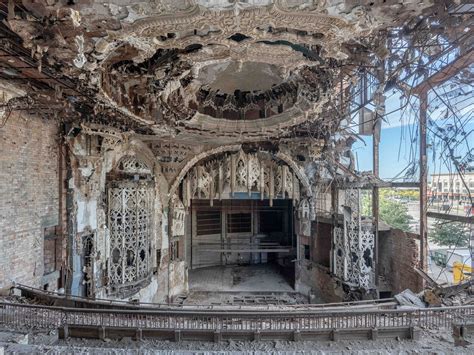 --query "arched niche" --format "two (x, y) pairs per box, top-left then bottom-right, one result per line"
(105, 154), (156, 298)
